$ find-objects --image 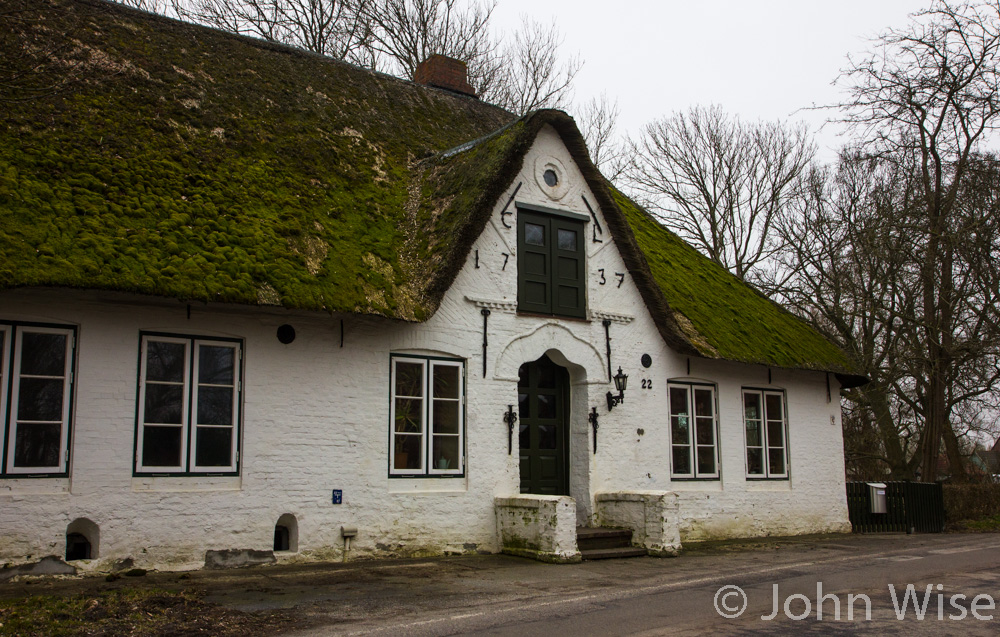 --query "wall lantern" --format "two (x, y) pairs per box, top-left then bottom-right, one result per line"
(606, 366), (628, 411)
